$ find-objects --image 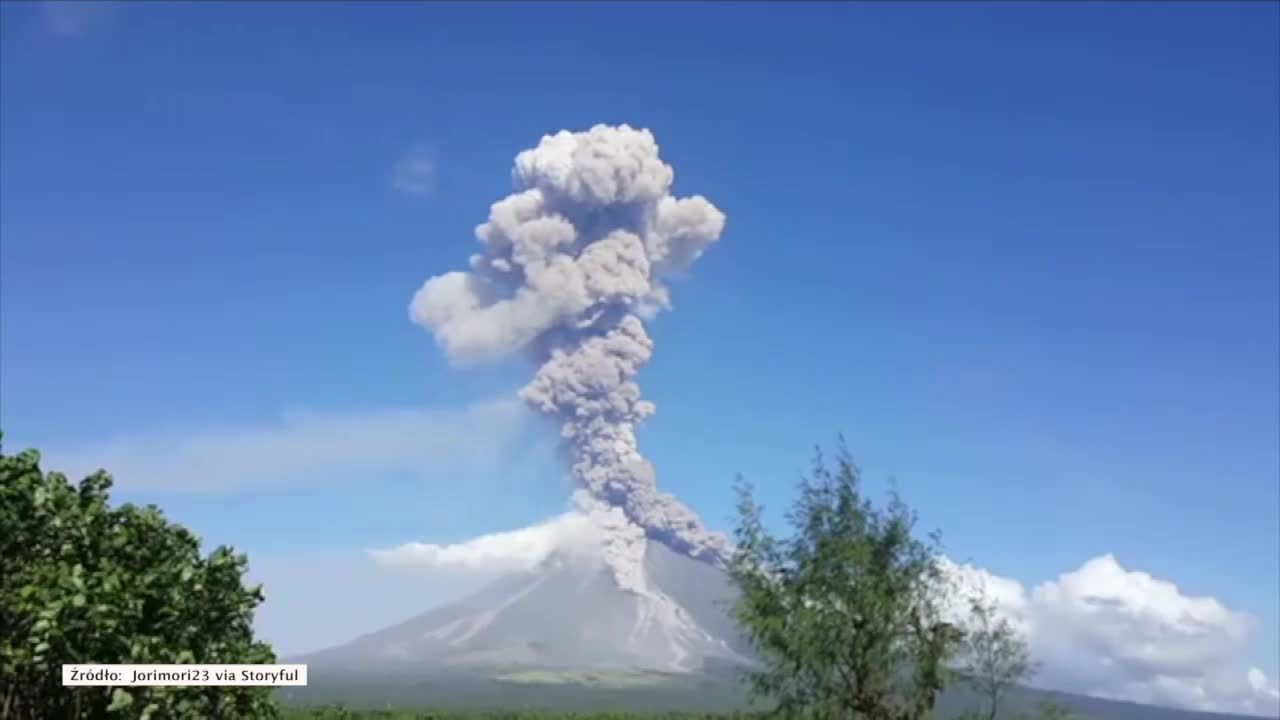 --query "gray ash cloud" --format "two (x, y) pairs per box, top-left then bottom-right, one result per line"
(410, 124), (727, 564)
